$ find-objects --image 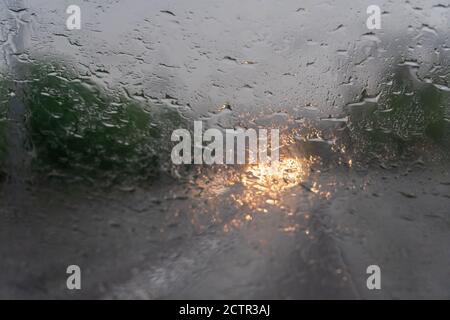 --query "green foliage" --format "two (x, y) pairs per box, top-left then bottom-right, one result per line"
(22, 61), (183, 183)
(345, 66), (448, 157)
